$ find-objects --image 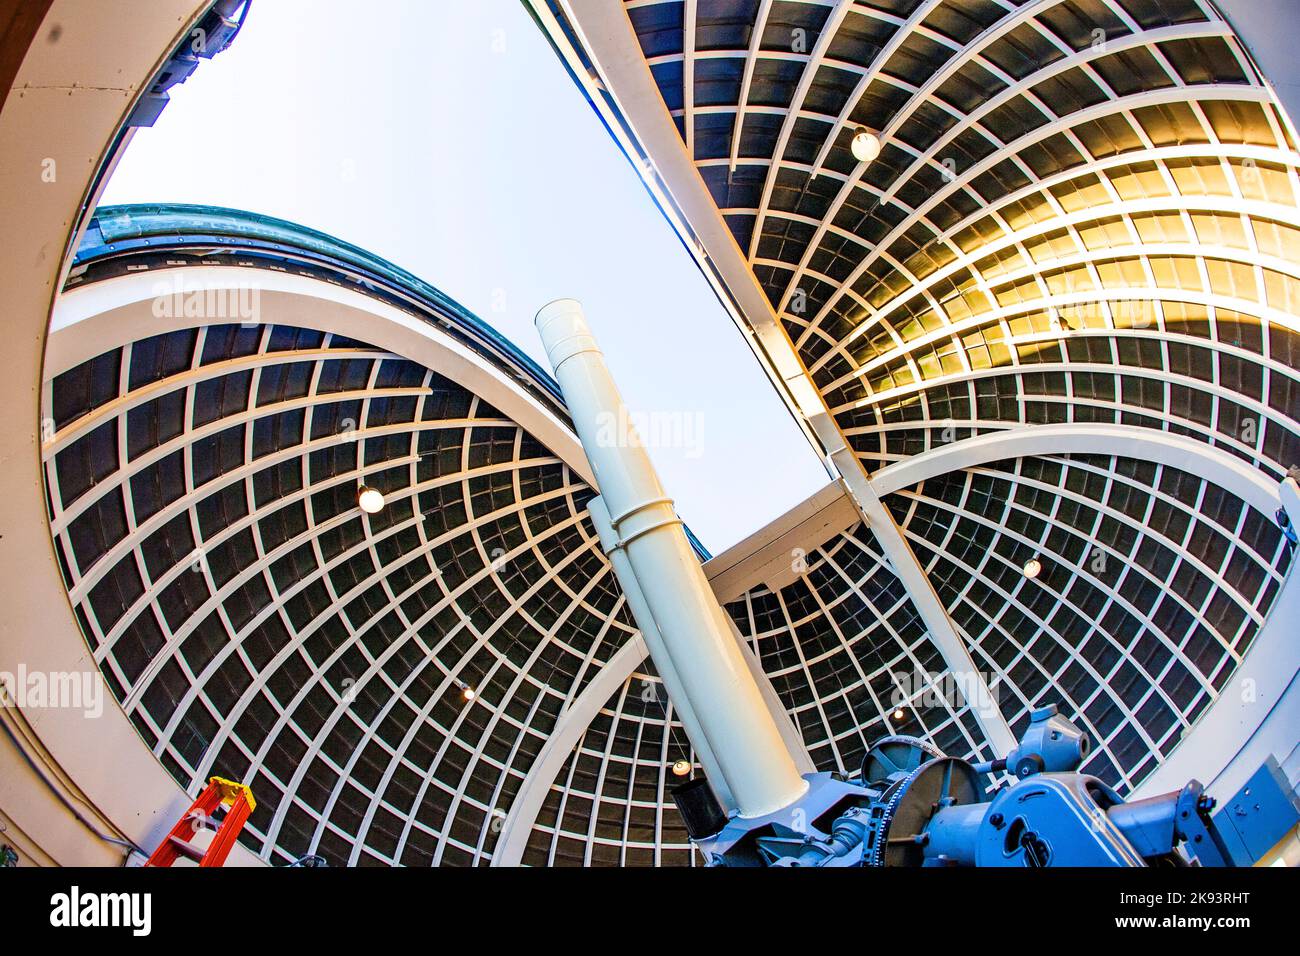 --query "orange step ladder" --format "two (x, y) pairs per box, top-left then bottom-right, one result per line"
(146, 776), (255, 867)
